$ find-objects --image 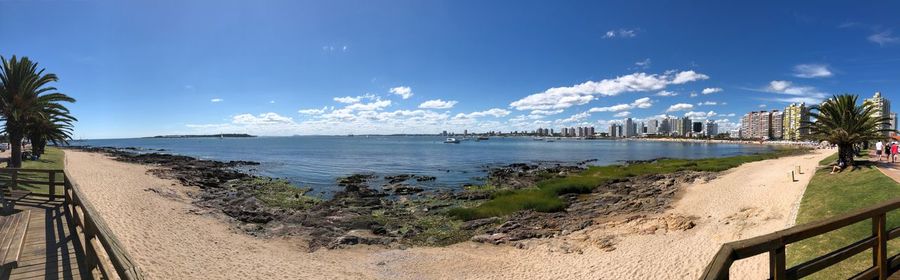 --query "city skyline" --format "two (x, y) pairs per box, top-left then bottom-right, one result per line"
(4, 1), (900, 139)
